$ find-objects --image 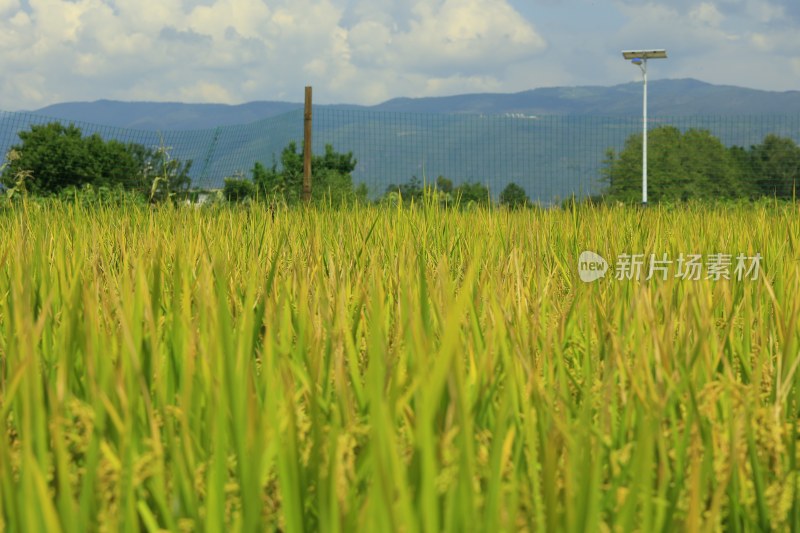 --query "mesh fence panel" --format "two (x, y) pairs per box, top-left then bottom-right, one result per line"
(1, 108), (799, 203)
(0, 109), (303, 191)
